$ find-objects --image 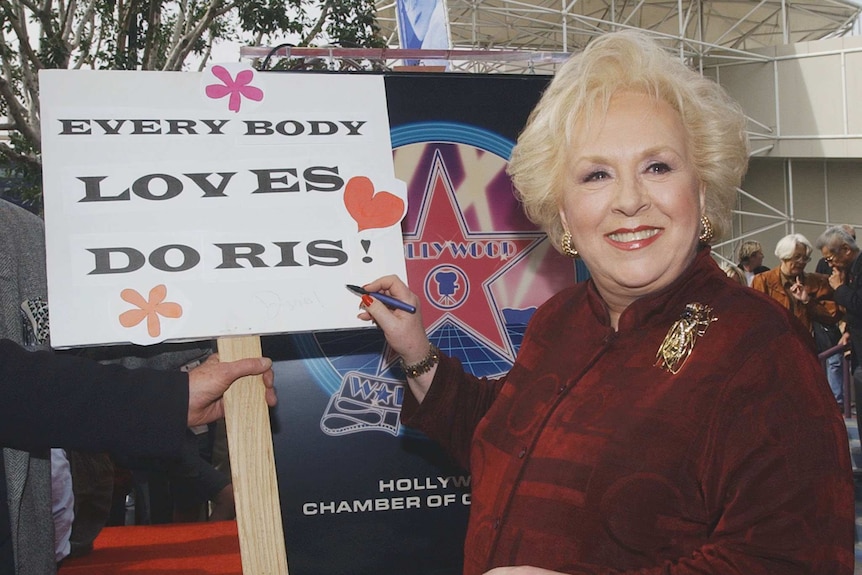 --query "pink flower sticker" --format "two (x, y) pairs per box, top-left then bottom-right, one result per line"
(205, 66), (264, 113)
